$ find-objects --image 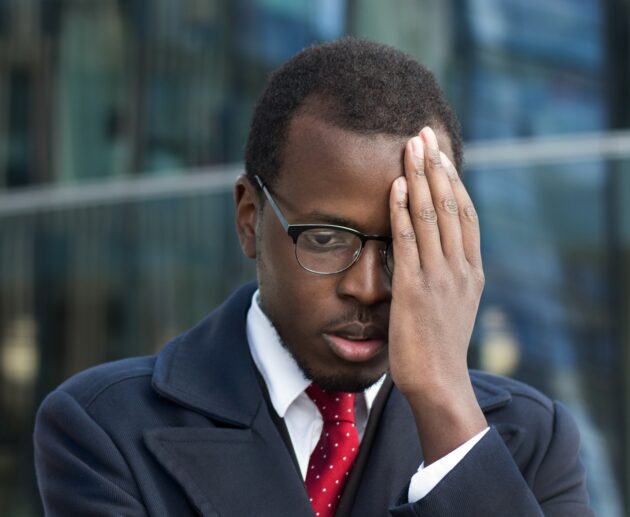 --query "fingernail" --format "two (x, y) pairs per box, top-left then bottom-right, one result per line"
(411, 136), (423, 158)
(396, 176), (407, 195)
(440, 152), (459, 181)
(420, 127), (439, 150)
